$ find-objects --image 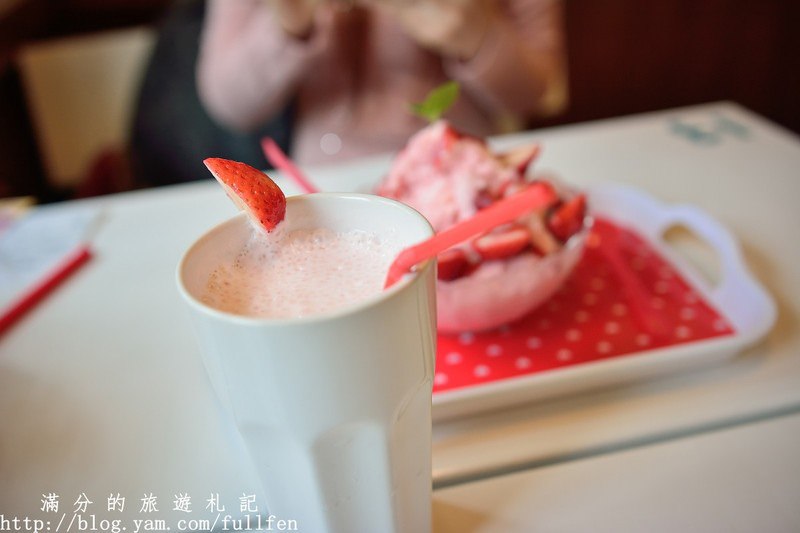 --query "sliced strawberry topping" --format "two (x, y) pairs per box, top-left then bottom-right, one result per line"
(497, 180), (526, 199)
(472, 224), (531, 261)
(474, 188), (495, 210)
(547, 193), (587, 242)
(441, 123), (463, 150)
(497, 144), (541, 176)
(525, 213), (562, 255)
(204, 158), (286, 232)
(437, 248), (471, 281)
(434, 123), (463, 168)
(435, 122), (489, 168)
